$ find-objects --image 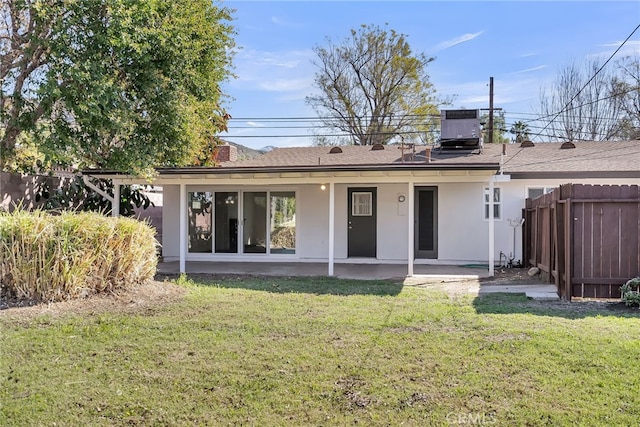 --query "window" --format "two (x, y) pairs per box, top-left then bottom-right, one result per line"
(527, 187), (554, 200)
(270, 192), (296, 254)
(352, 192), (372, 216)
(484, 187), (501, 220)
(188, 192), (213, 253)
